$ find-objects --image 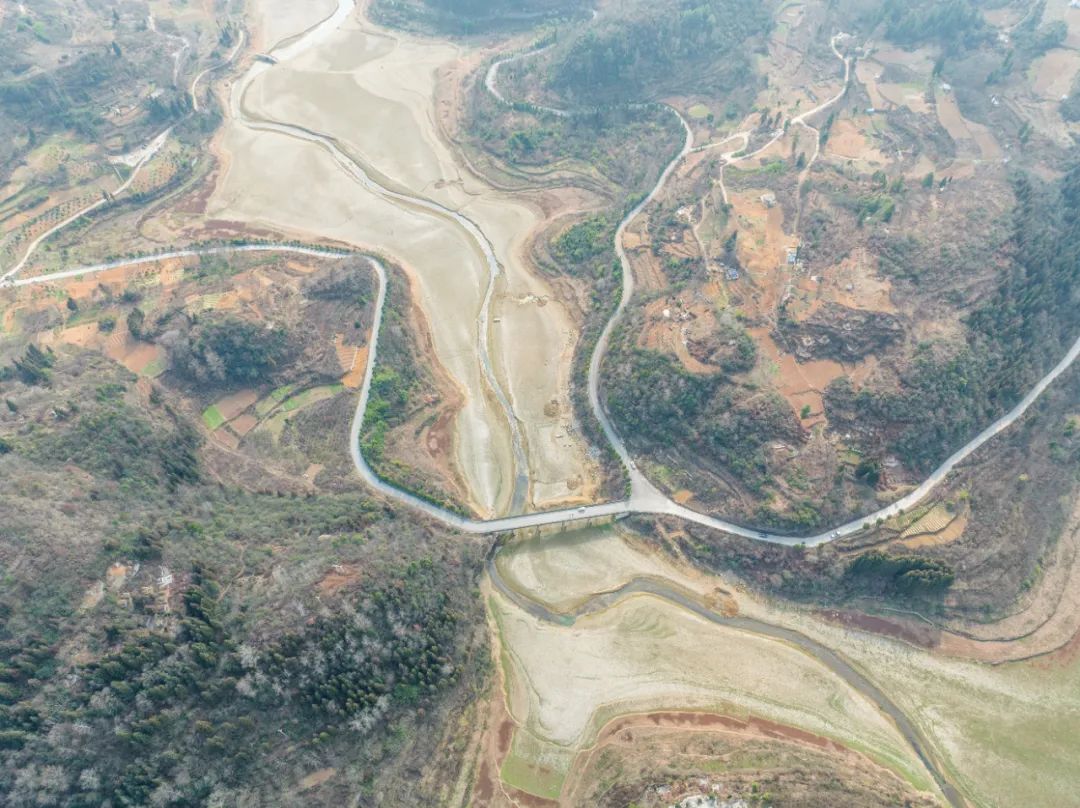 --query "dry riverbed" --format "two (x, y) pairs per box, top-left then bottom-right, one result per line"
(209, 1), (596, 515)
